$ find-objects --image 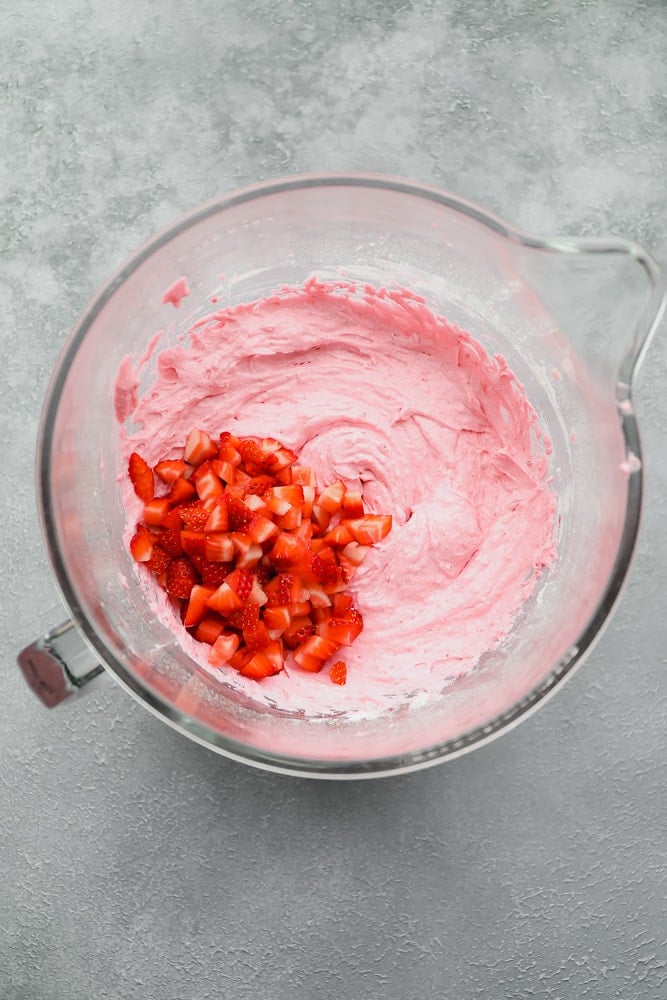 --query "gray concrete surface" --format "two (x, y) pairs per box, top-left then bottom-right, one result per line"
(2, 1), (666, 997)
